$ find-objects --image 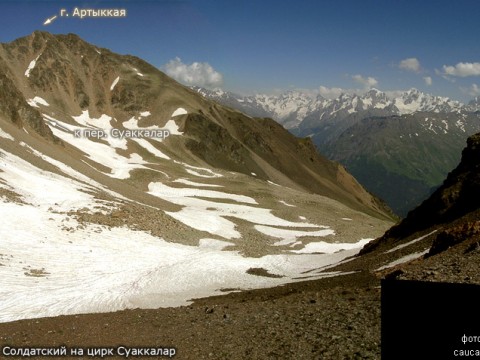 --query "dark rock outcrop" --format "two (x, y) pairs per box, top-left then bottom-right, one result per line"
(361, 132), (480, 254)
